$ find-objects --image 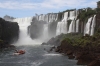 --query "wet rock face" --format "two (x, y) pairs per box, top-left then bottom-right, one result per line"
(28, 17), (45, 39)
(0, 18), (19, 44)
(46, 37), (61, 46)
